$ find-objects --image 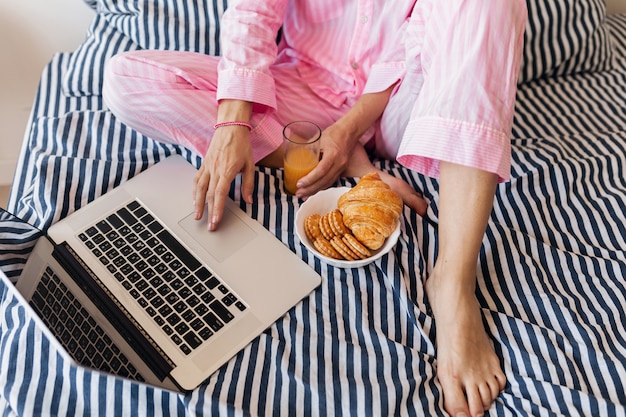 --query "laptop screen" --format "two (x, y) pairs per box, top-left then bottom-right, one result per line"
(0, 208), (43, 282)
